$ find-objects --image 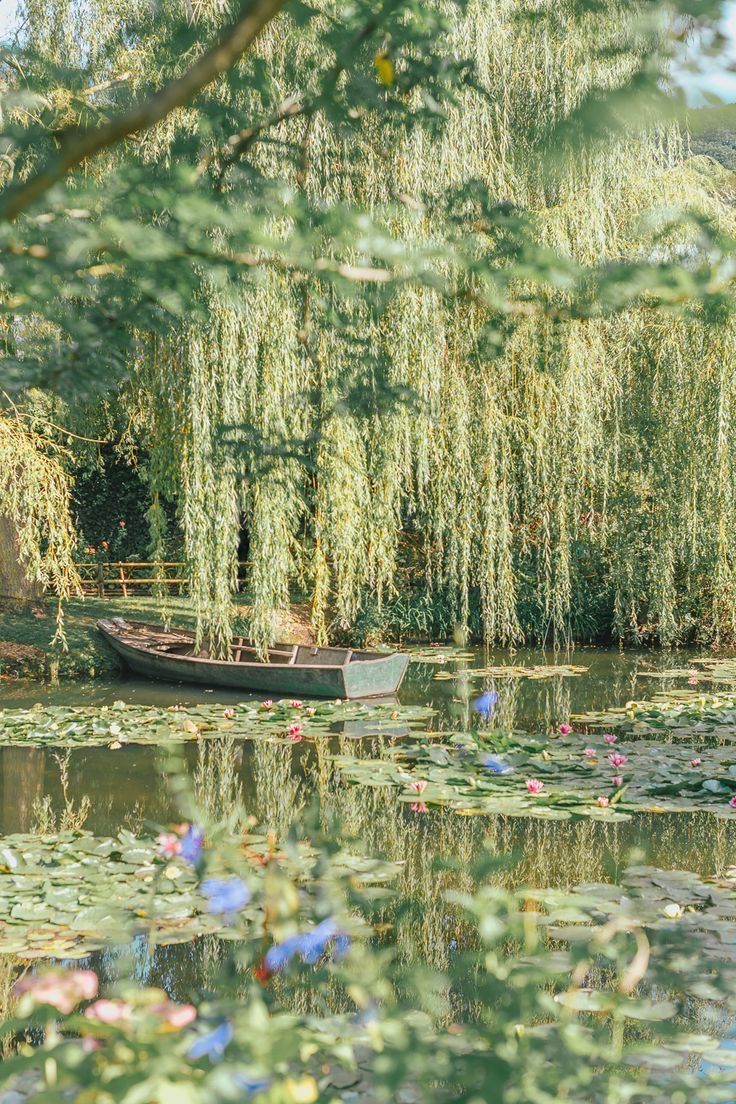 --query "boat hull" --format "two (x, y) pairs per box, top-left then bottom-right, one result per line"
(98, 622), (409, 699)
